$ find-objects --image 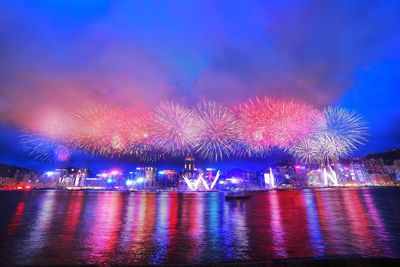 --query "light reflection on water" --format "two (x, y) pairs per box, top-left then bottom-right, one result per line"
(0, 188), (399, 265)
